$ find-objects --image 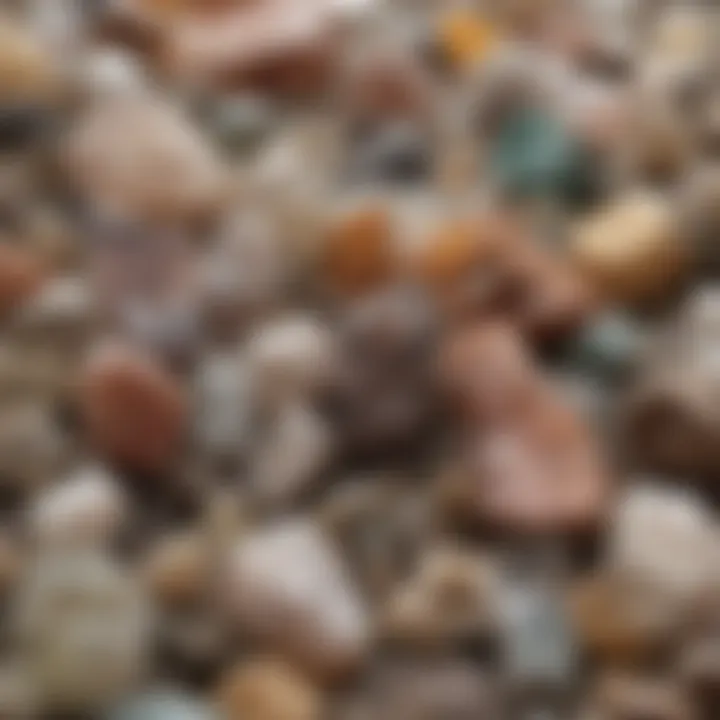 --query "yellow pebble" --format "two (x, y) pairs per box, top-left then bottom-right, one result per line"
(439, 10), (497, 71)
